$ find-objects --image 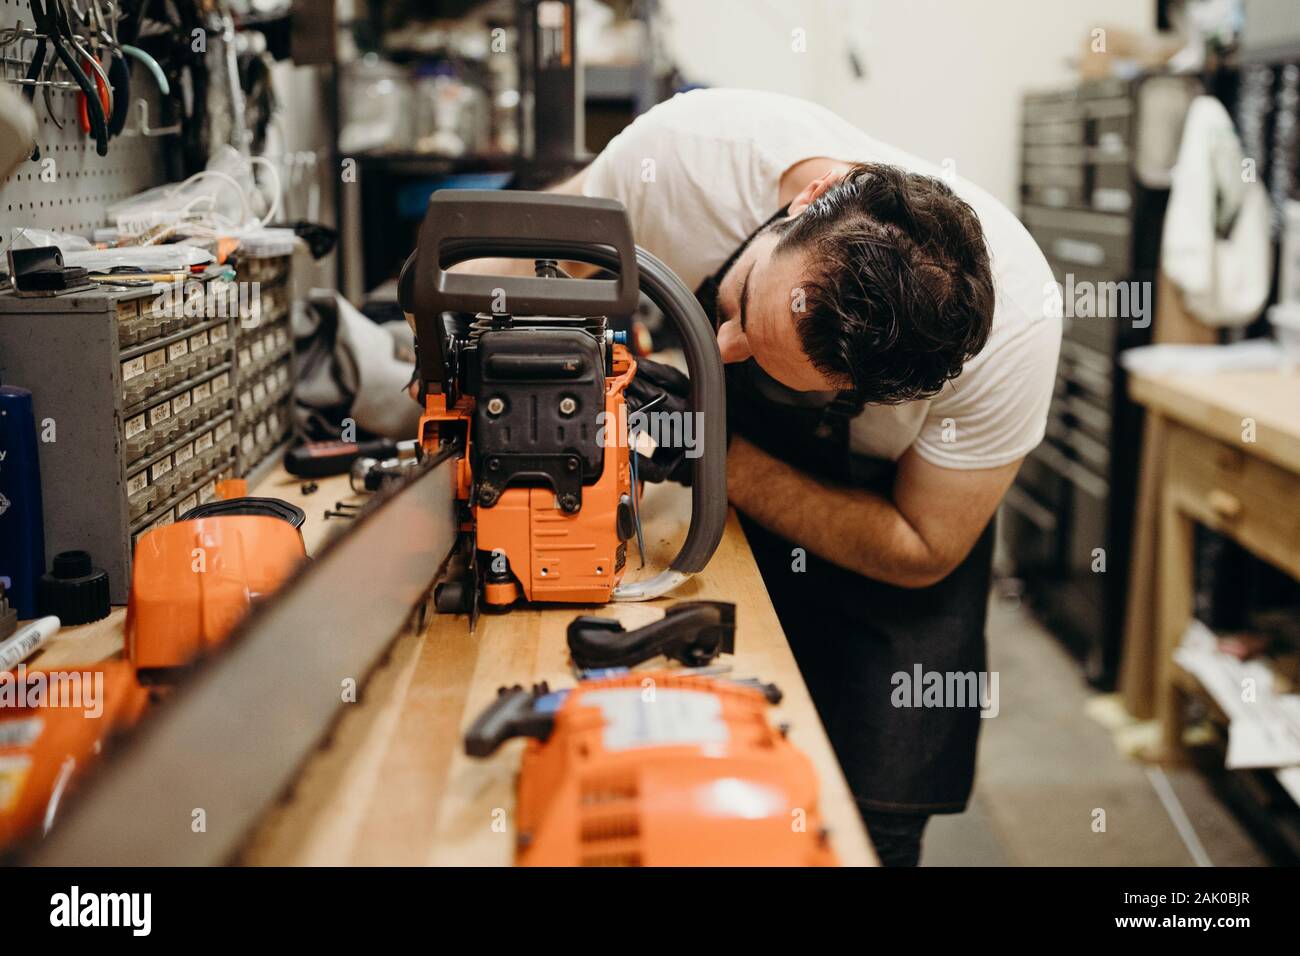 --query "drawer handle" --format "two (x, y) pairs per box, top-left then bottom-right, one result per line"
(1215, 448), (1244, 472)
(1207, 489), (1241, 521)
(1051, 237), (1105, 266)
